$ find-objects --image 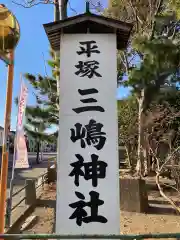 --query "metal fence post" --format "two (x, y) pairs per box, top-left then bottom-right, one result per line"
(25, 179), (36, 205)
